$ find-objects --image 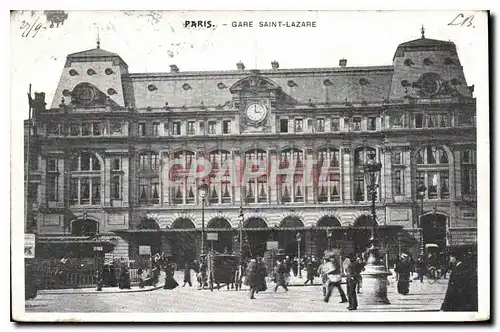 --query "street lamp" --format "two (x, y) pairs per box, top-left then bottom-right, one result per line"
(416, 183), (427, 256)
(359, 153), (390, 305)
(296, 232), (302, 278)
(198, 180), (209, 256)
(238, 205), (244, 263)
